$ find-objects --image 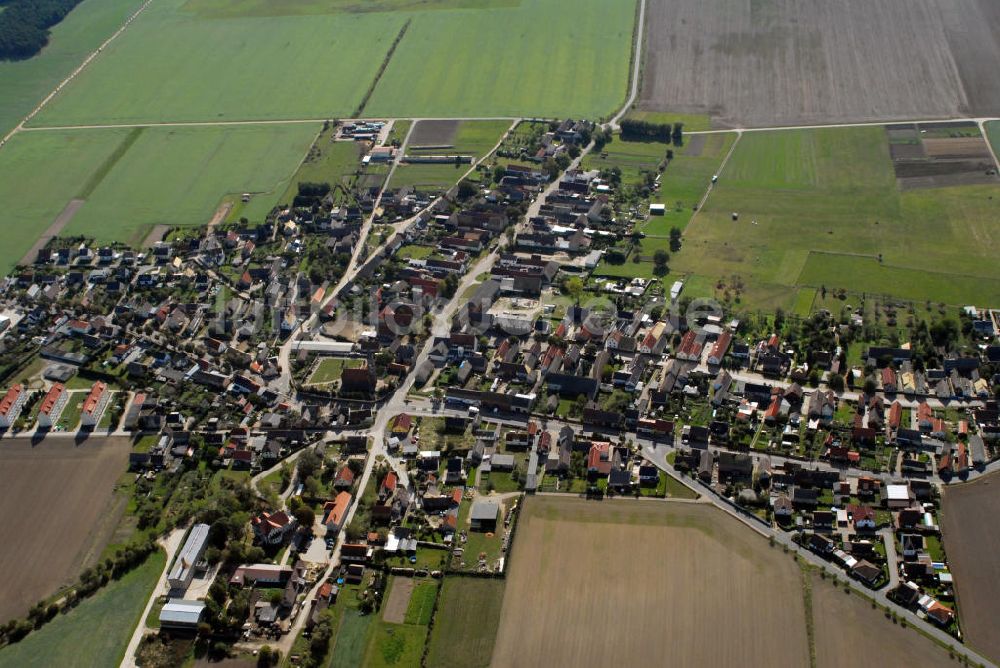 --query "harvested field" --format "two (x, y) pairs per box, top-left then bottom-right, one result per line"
(811, 573), (952, 667)
(408, 120), (459, 147)
(491, 497), (809, 667)
(381, 576), (414, 624)
(0, 436), (131, 623)
(922, 137), (992, 160)
(639, 0), (1000, 127)
(941, 473), (1000, 663)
